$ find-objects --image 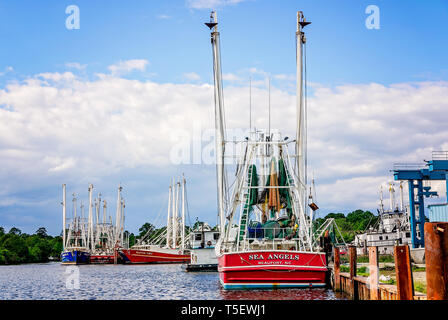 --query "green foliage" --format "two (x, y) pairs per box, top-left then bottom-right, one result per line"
(138, 222), (155, 239)
(315, 209), (379, 243)
(0, 226), (63, 265)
